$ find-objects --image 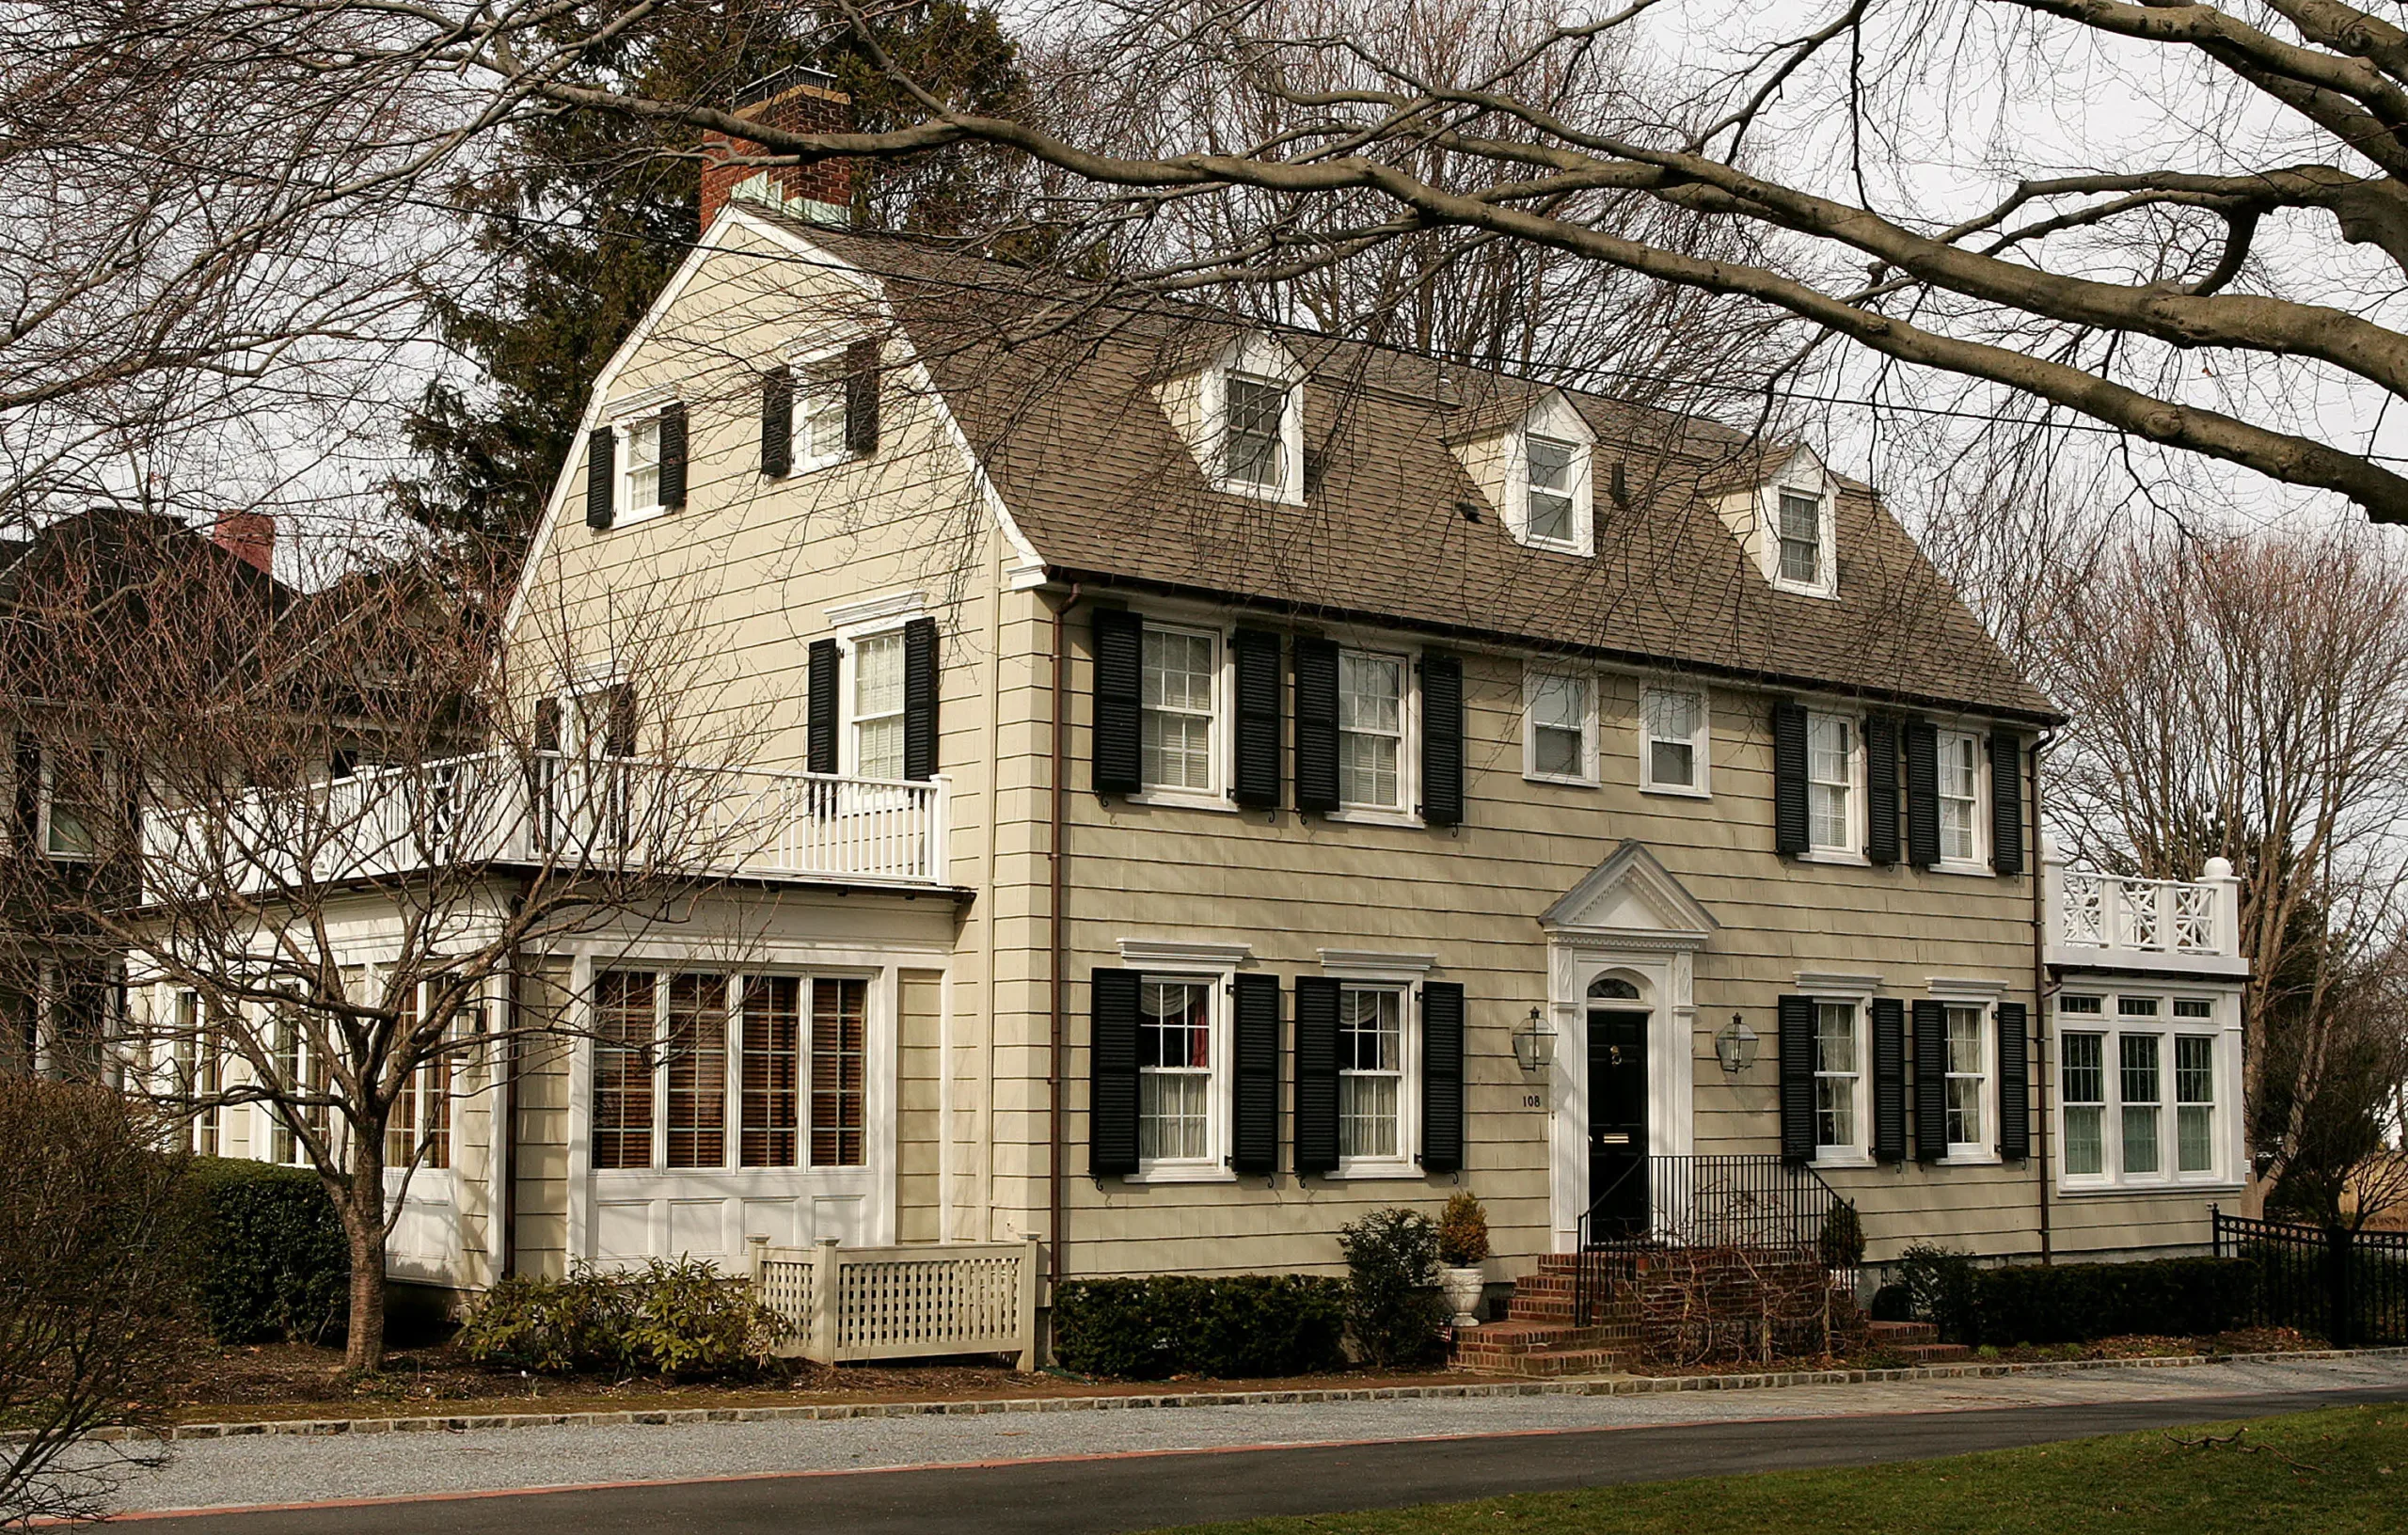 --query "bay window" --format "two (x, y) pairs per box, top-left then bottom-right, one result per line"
(2055, 990), (2234, 1190)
